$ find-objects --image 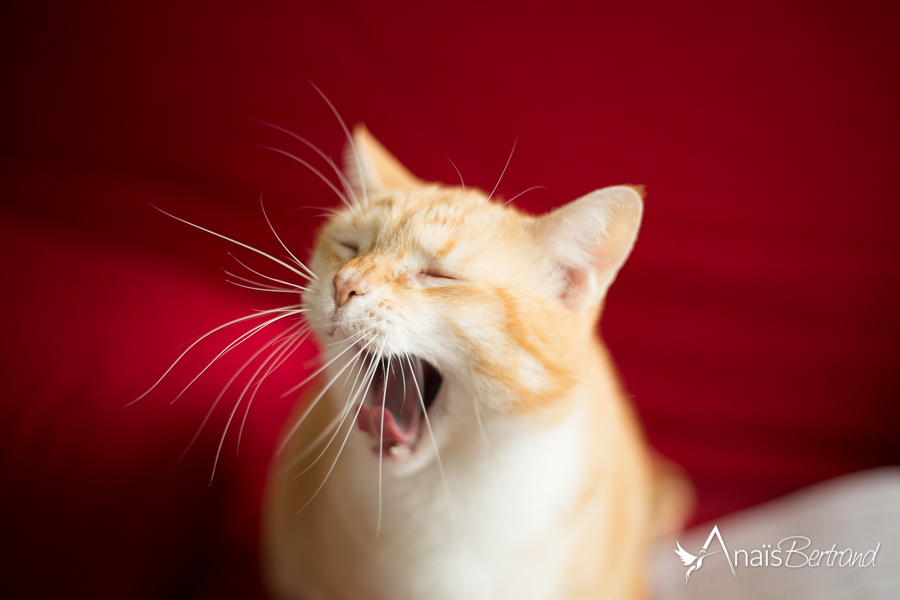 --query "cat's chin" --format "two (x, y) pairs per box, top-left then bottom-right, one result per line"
(355, 352), (442, 461)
